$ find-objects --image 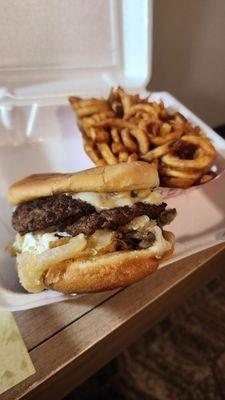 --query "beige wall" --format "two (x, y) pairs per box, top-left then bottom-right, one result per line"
(149, 0), (225, 127)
